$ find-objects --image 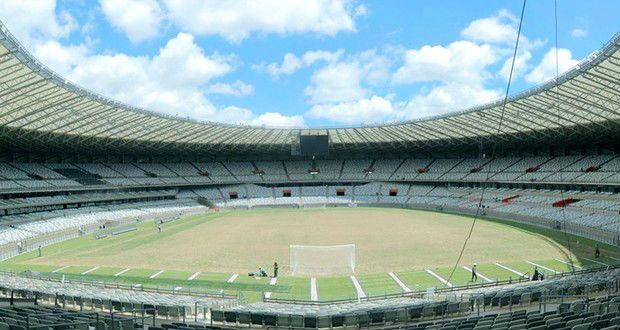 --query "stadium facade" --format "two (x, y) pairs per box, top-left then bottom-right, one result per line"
(0, 18), (619, 329)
